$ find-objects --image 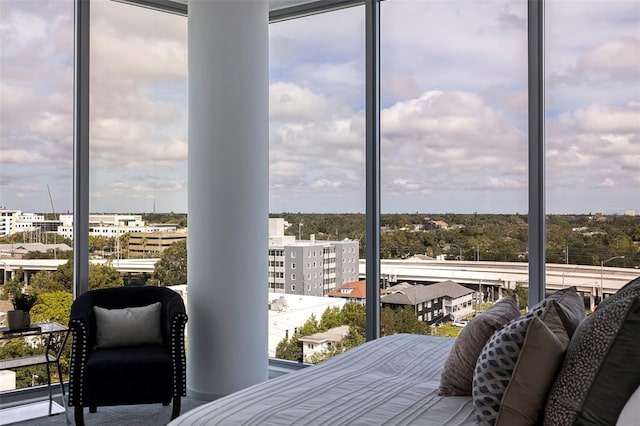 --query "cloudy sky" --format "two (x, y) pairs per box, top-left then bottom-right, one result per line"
(1, 0), (638, 215)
